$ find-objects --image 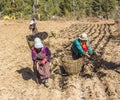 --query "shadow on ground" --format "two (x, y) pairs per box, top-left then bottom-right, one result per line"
(16, 67), (36, 82)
